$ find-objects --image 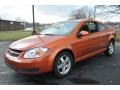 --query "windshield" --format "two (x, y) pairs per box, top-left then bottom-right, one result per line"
(40, 21), (78, 36)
